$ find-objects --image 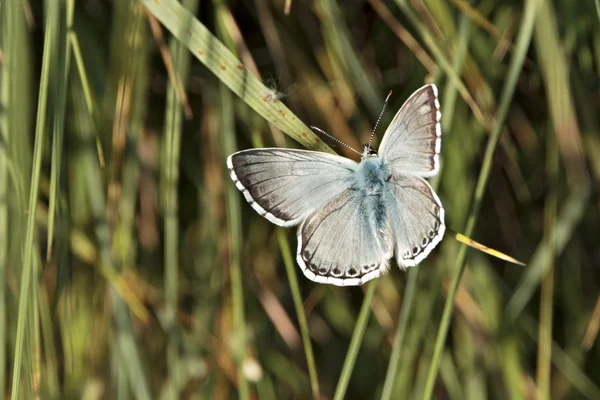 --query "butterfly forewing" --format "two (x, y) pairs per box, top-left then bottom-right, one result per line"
(378, 84), (441, 177)
(227, 148), (357, 227)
